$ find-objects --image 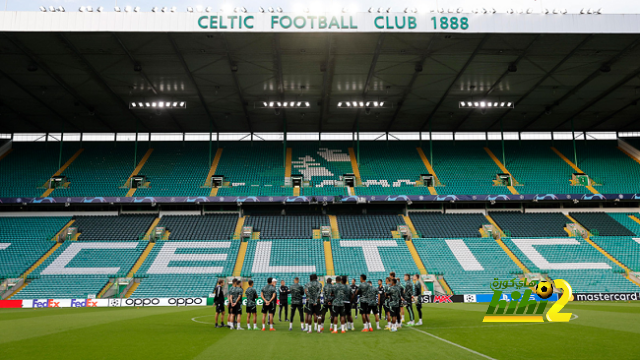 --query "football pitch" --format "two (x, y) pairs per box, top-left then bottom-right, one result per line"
(2, 302), (639, 360)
